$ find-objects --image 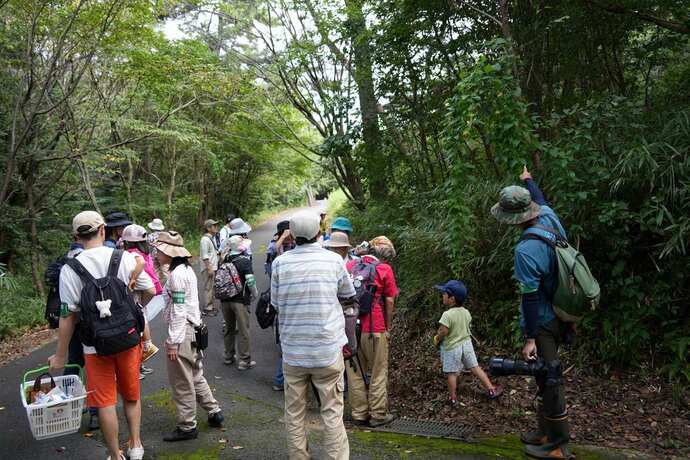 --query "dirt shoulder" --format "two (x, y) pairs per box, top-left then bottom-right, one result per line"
(0, 326), (56, 366)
